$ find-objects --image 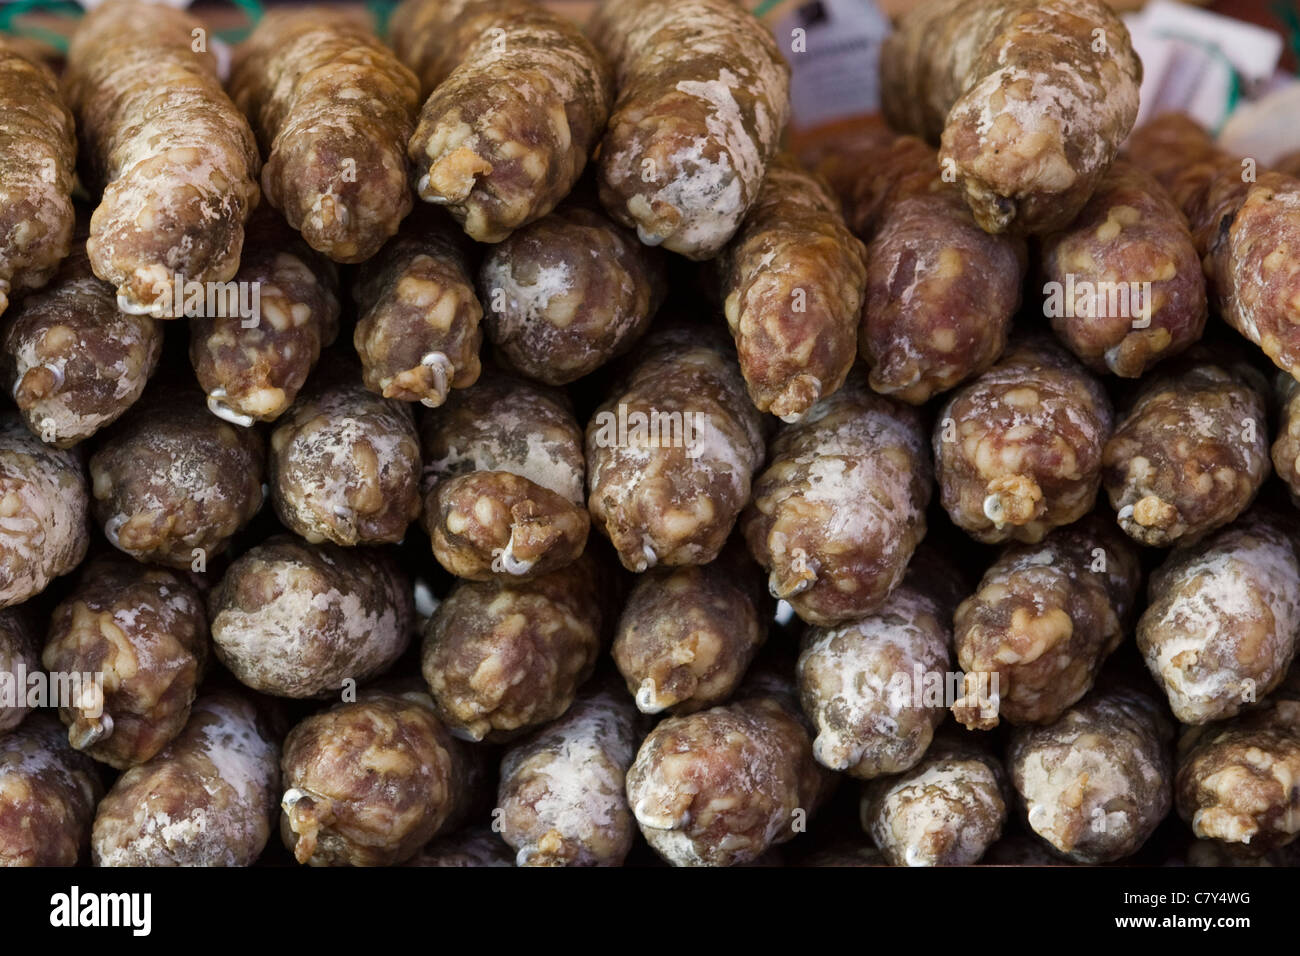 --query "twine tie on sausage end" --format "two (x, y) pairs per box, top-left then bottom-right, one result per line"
(418, 351), (452, 408)
(206, 387), (256, 428)
(633, 224), (666, 247)
(491, 529), (536, 576)
(773, 374), (821, 424)
(414, 173), (448, 204)
(331, 504), (358, 545)
(629, 540), (658, 574)
(632, 798), (681, 831)
(116, 292), (159, 317)
(282, 787), (332, 864)
(635, 678), (672, 714)
(769, 547), (816, 599)
(446, 719), (490, 743)
(811, 731), (851, 773)
(313, 193), (349, 229)
(983, 474), (1044, 528)
(68, 712), (113, 751)
(1191, 806), (1259, 845)
(15, 363), (65, 404)
(422, 148), (492, 204)
(1130, 495), (1178, 530)
(982, 494), (1007, 526)
(520, 830), (571, 867)
(101, 513), (127, 550)
(908, 827), (954, 867)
